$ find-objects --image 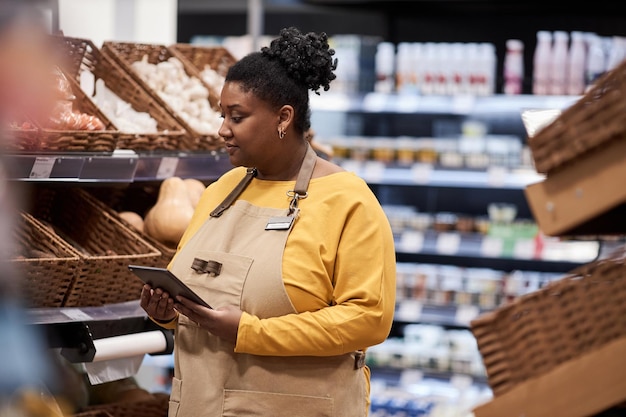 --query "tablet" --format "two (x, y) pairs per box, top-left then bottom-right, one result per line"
(128, 264), (212, 309)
